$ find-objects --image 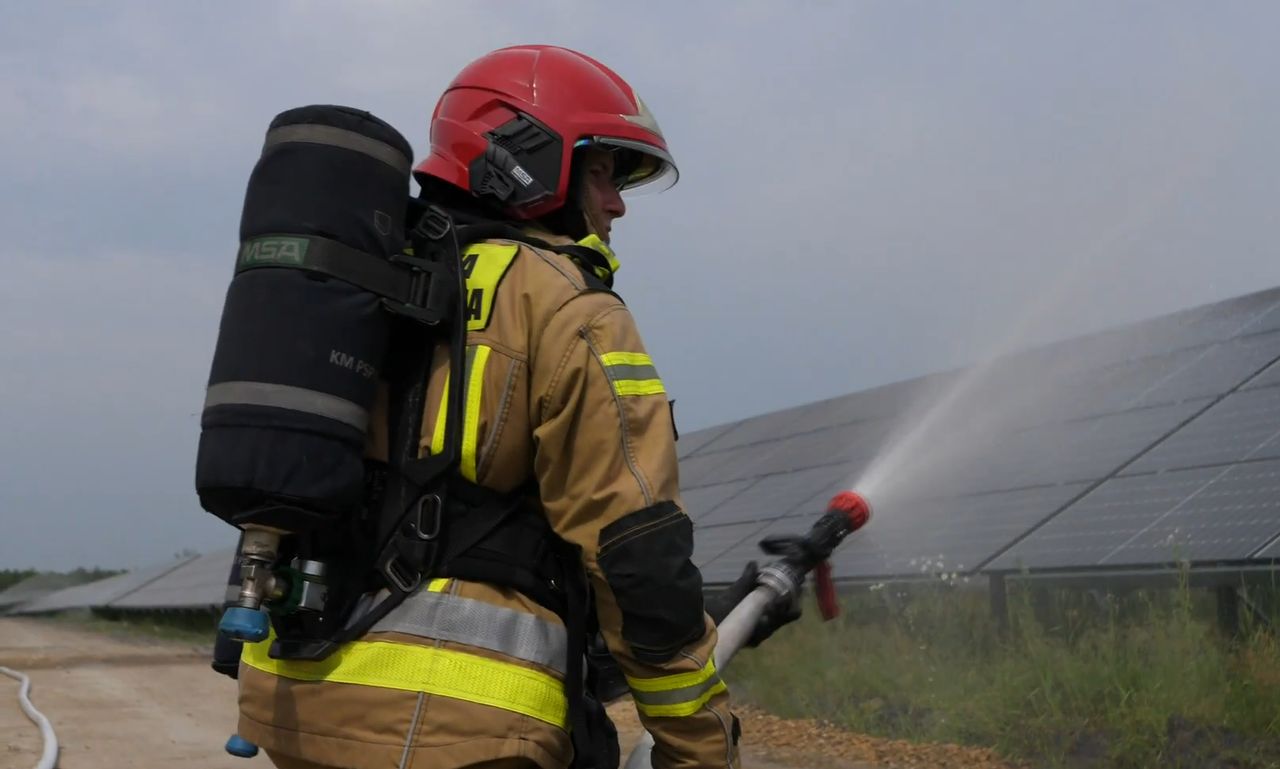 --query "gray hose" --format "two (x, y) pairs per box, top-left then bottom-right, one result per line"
(1, 665), (60, 769)
(622, 586), (780, 769)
